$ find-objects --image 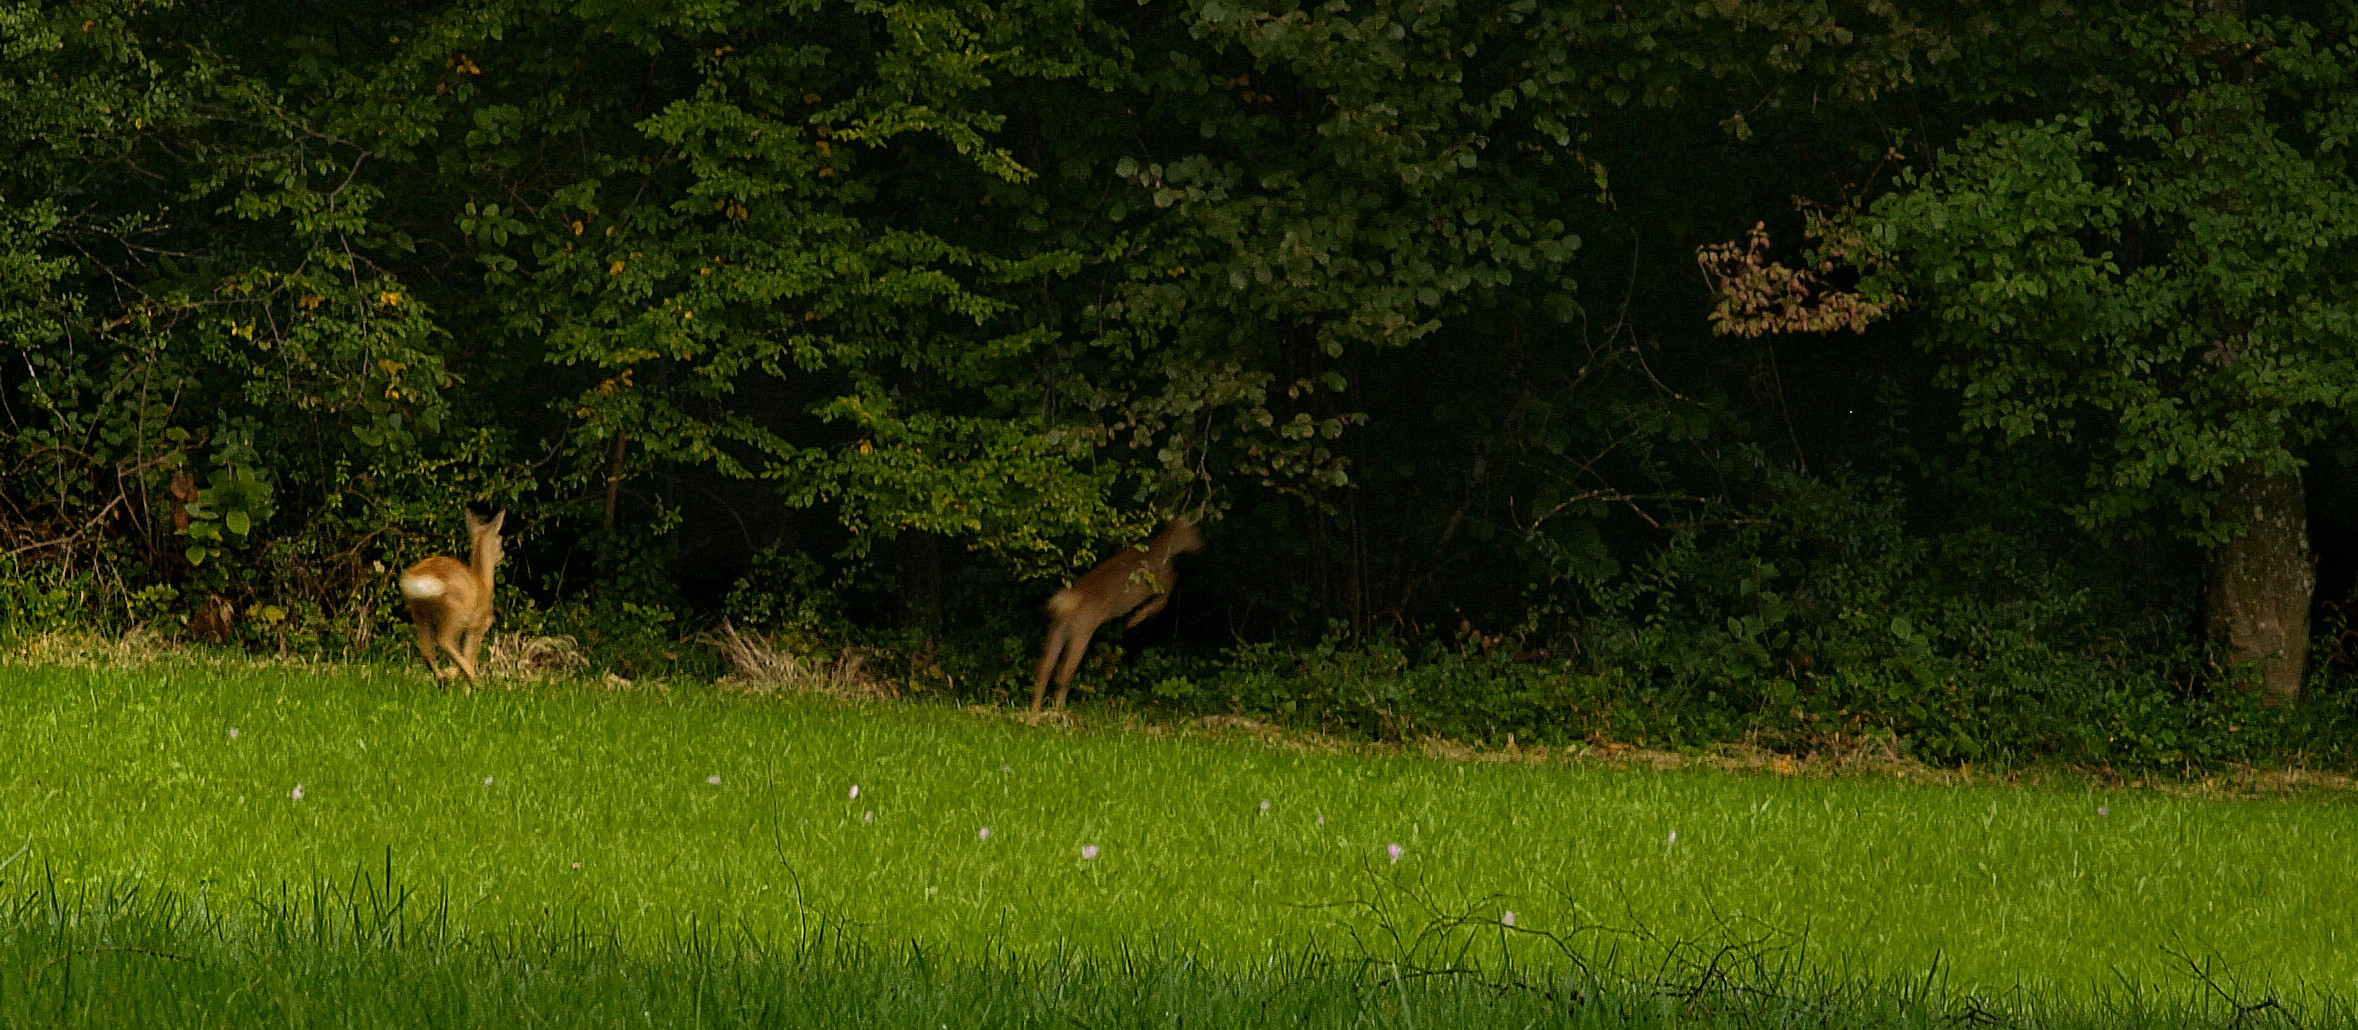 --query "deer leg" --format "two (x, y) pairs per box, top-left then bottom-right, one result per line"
(459, 620), (490, 692)
(1052, 624), (1094, 710)
(449, 647), (481, 694)
(1030, 626), (1070, 720)
(1123, 591), (1171, 630)
(436, 622), (478, 692)
(413, 617), (444, 681)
